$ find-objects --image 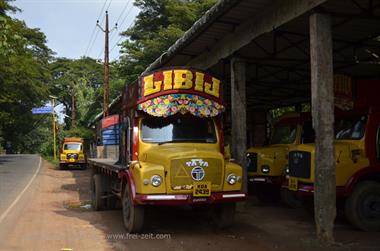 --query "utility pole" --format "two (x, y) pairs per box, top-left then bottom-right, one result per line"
(49, 95), (57, 161)
(97, 11), (116, 118)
